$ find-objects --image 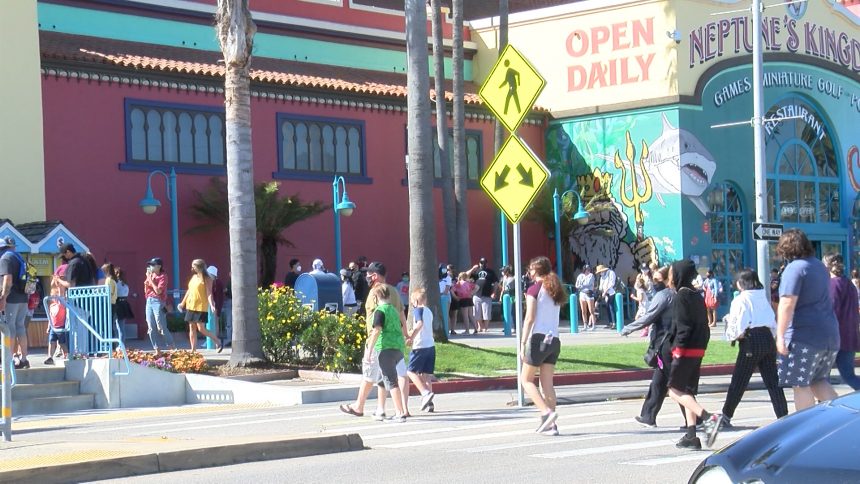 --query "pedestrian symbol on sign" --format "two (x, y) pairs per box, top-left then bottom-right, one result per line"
(500, 60), (521, 114)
